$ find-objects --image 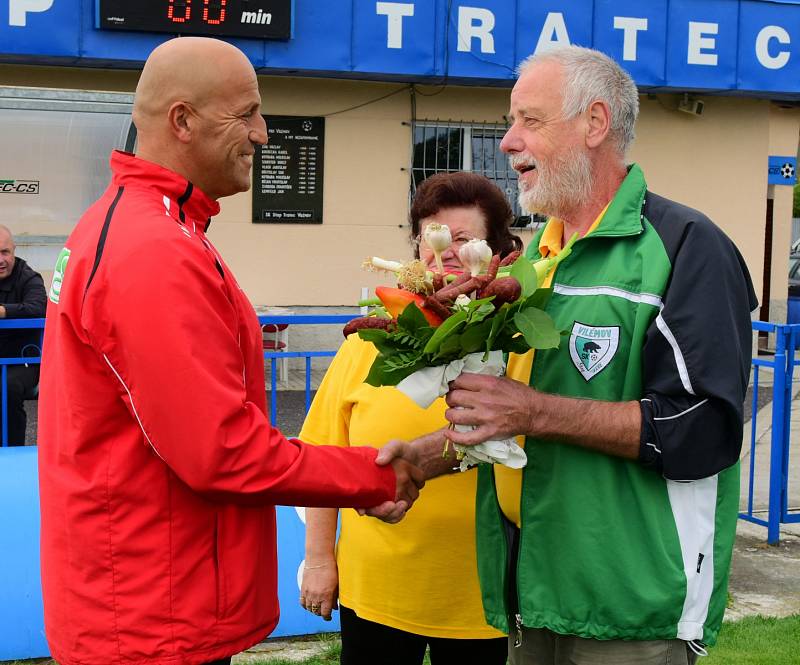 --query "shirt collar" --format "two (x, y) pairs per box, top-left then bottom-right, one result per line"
(538, 203), (609, 258)
(109, 150), (220, 228)
(538, 219), (565, 258)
